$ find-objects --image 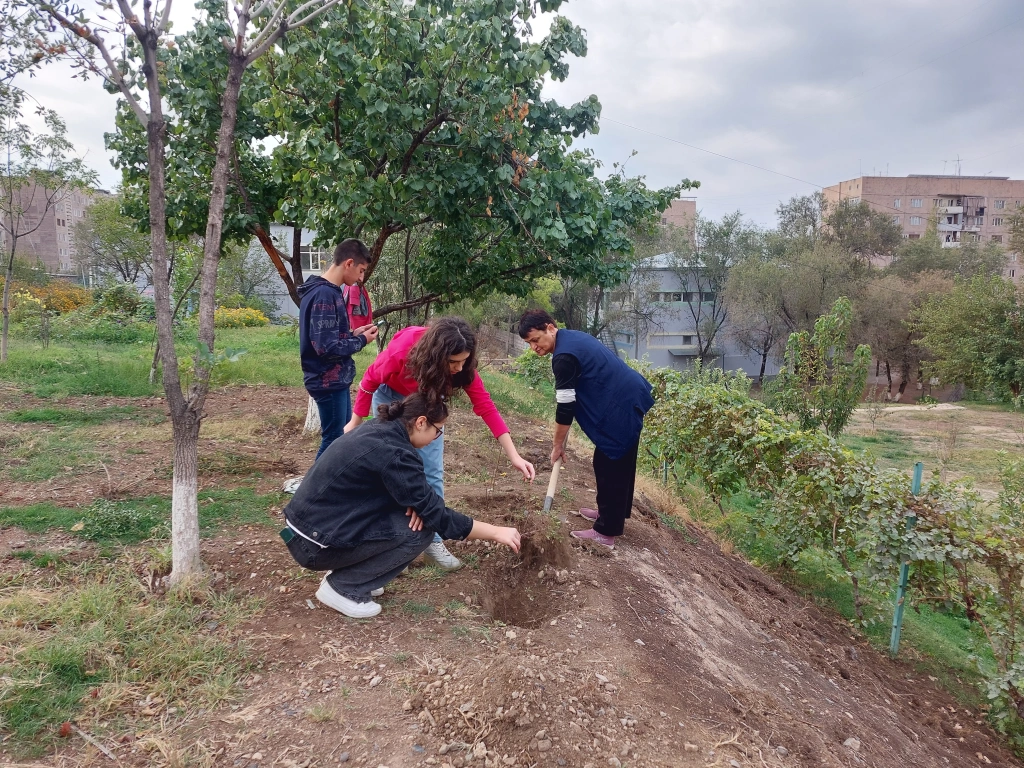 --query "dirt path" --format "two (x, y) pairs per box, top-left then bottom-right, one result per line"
(6, 396), (1019, 767)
